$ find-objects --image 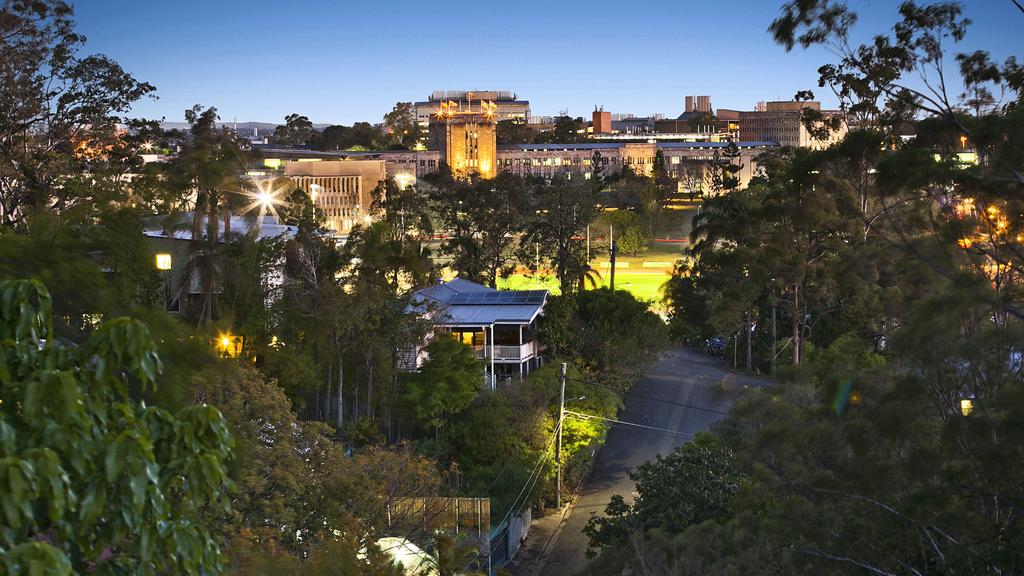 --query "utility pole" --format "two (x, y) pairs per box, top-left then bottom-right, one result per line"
(745, 309), (752, 372)
(556, 362), (566, 509)
(609, 240), (617, 291)
(733, 331), (738, 369)
(771, 304), (777, 376)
